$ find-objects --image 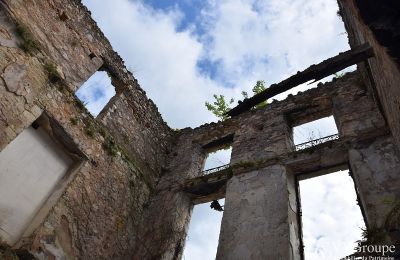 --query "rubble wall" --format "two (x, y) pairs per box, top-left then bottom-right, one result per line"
(339, 0), (400, 150)
(0, 1), (173, 259)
